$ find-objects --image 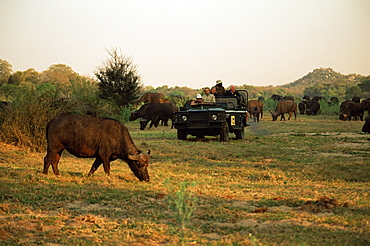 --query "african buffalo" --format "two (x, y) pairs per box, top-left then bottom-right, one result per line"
(328, 97), (339, 105)
(283, 96), (294, 101)
(312, 96), (324, 101)
(352, 96), (361, 103)
(129, 103), (152, 122)
(159, 98), (171, 103)
(270, 100), (297, 121)
(362, 115), (370, 133)
(361, 98), (370, 115)
(341, 103), (364, 121)
(251, 106), (261, 122)
(298, 102), (306, 115)
(247, 100), (264, 119)
(306, 100), (320, 115)
(303, 95), (310, 101)
(271, 94), (283, 101)
(137, 92), (164, 104)
(43, 113), (150, 181)
(140, 103), (178, 130)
